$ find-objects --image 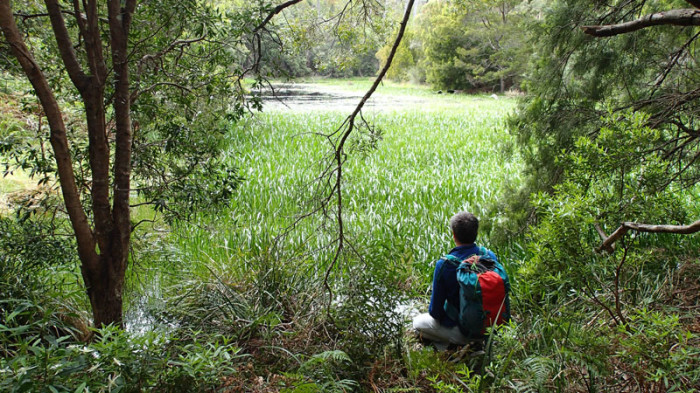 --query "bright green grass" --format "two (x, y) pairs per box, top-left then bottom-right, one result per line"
(168, 90), (521, 283)
(0, 170), (34, 194)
